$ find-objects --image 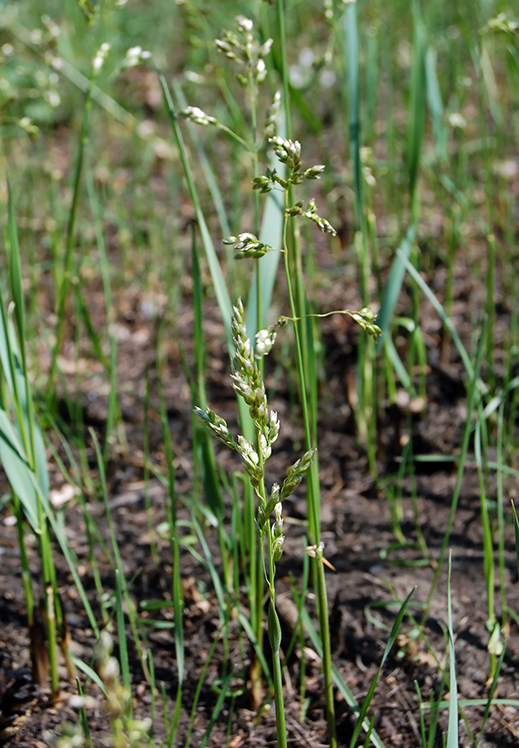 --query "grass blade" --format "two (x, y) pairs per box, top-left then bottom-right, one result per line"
(446, 552), (459, 748)
(115, 569), (131, 696)
(6, 173), (26, 367)
(421, 317), (487, 622)
(512, 502), (519, 579)
(407, 0), (427, 206)
(425, 46), (446, 162)
(376, 223), (417, 353)
(70, 653), (108, 697)
(302, 609), (386, 748)
(157, 70), (233, 345)
(349, 587), (415, 748)
(395, 248), (474, 379)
